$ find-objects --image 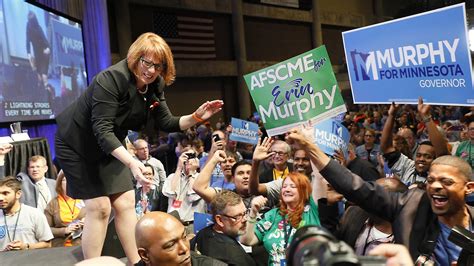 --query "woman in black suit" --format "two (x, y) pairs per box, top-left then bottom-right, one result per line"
(55, 32), (223, 263)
